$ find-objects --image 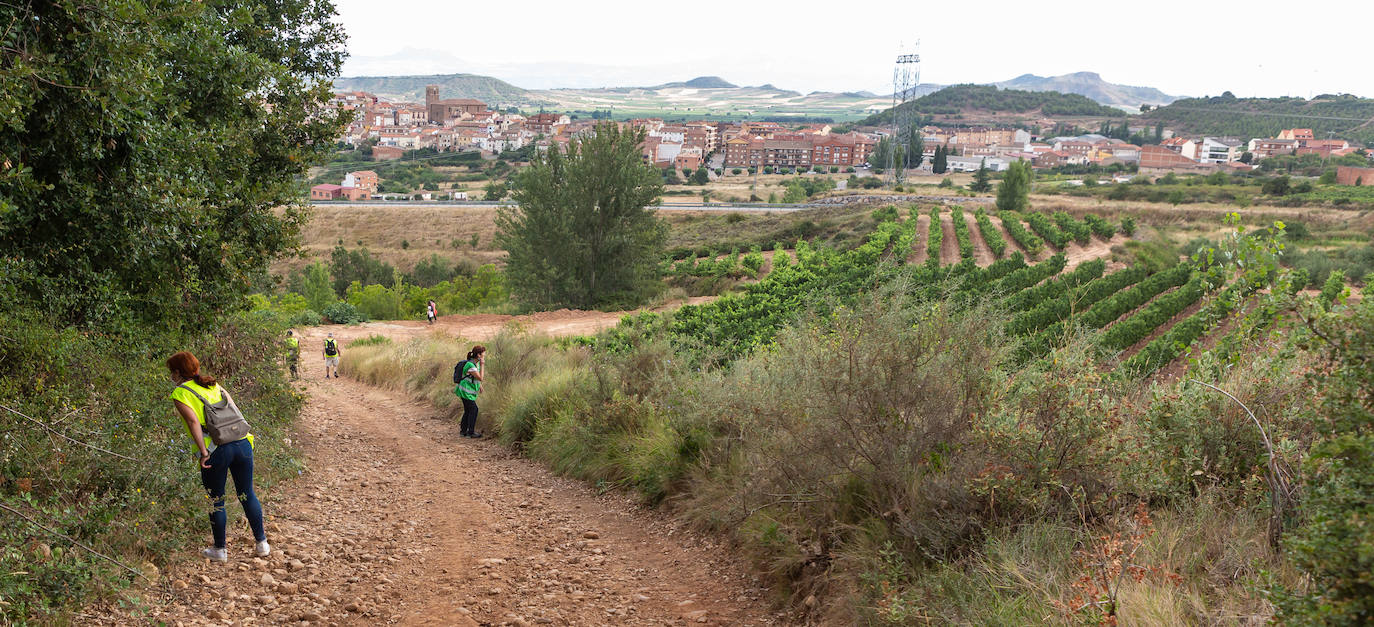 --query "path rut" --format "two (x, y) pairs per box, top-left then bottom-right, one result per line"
(94, 328), (779, 626)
